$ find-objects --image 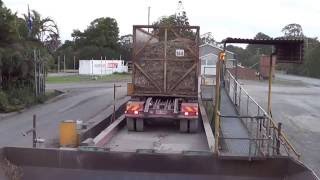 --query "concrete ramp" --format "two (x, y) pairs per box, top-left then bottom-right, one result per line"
(1, 147), (318, 180)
